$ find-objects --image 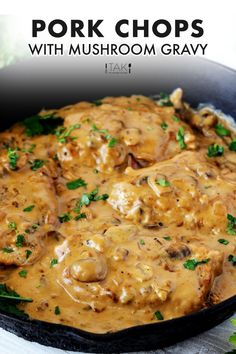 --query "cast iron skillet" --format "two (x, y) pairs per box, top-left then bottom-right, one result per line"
(0, 56), (235, 352)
